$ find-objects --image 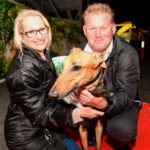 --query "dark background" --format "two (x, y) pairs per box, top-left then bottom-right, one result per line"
(84, 0), (149, 28)
(8, 0), (150, 28)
